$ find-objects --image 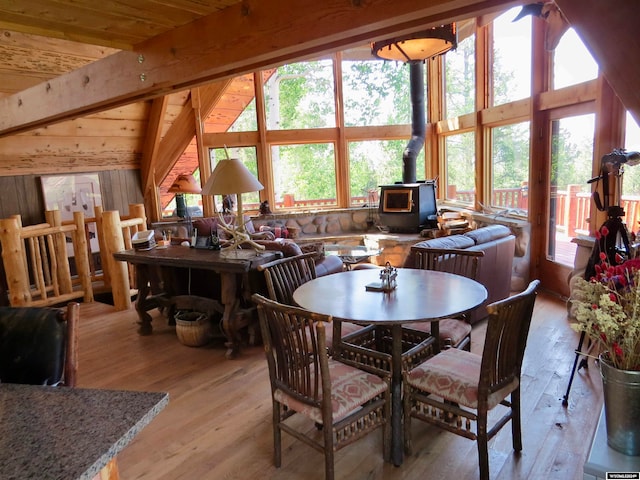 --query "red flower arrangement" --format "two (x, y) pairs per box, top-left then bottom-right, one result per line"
(571, 225), (640, 371)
